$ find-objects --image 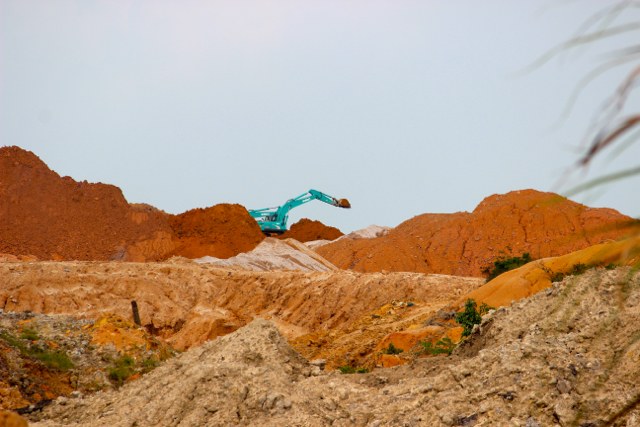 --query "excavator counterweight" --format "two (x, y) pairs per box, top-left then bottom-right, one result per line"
(249, 189), (350, 234)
